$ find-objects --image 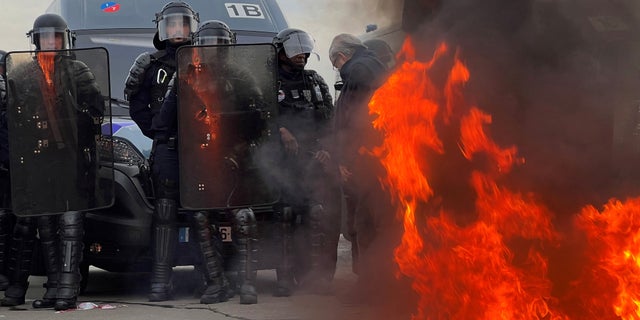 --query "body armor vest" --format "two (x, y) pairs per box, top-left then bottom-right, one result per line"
(149, 51), (176, 113)
(278, 70), (324, 116)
